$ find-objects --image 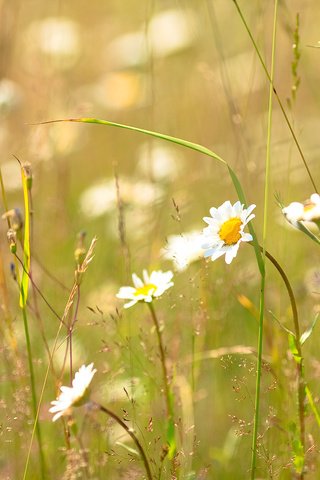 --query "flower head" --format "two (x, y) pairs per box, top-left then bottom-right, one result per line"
(201, 200), (256, 264)
(161, 231), (204, 271)
(49, 363), (97, 422)
(282, 194), (320, 226)
(116, 269), (174, 308)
